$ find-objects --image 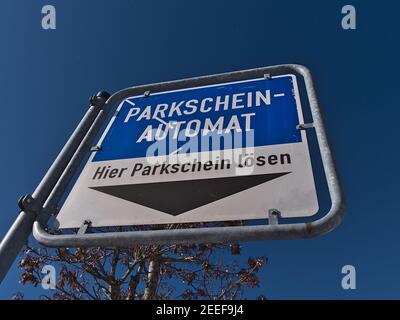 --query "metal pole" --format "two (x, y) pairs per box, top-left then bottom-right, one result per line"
(39, 109), (106, 225)
(0, 92), (110, 284)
